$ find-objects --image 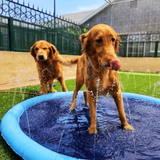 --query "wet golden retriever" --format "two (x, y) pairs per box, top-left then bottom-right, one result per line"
(30, 40), (78, 94)
(69, 24), (135, 134)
